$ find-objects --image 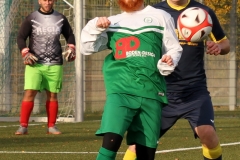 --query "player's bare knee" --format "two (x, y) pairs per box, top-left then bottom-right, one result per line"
(196, 125), (215, 135)
(196, 126), (219, 143)
(23, 90), (38, 100)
